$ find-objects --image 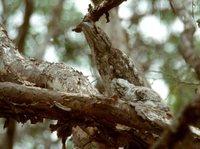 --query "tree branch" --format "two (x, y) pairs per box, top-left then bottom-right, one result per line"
(169, 0), (200, 79)
(0, 24), (98, 95)
(15, 0), (34, 53)
(0, 81), (167, 147)
(0, 23), (172, 147)
(85, 0), (127, 22)
(3, 1), (198, 147)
